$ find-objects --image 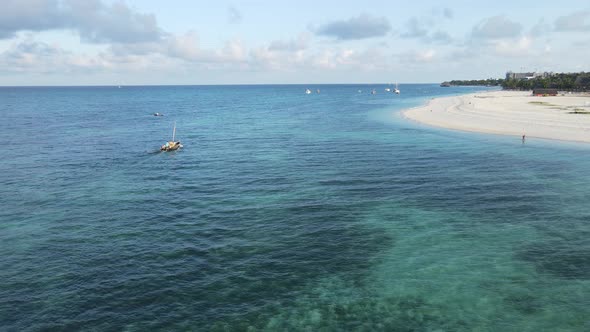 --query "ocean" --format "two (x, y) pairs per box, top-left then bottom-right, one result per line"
(1, 84), (589, 331)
